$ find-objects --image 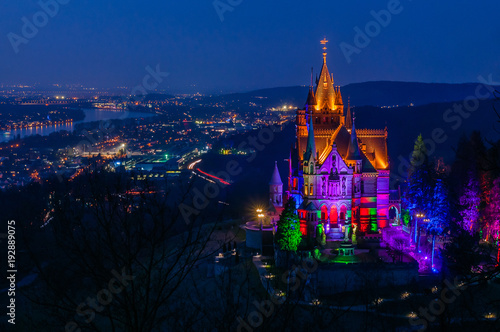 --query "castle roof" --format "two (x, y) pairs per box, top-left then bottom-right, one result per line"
(303, 116), (316, 161)
(305, 87), (317, 107)
(298, 200), (316, 211)
(345, 106), (352, 130)
(314, 55), (336, 111)
(346, 118), (362, 161)
(361, 154), (377, 172)
(269, 161), (283, 185)
(295, 50), (388, 171)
